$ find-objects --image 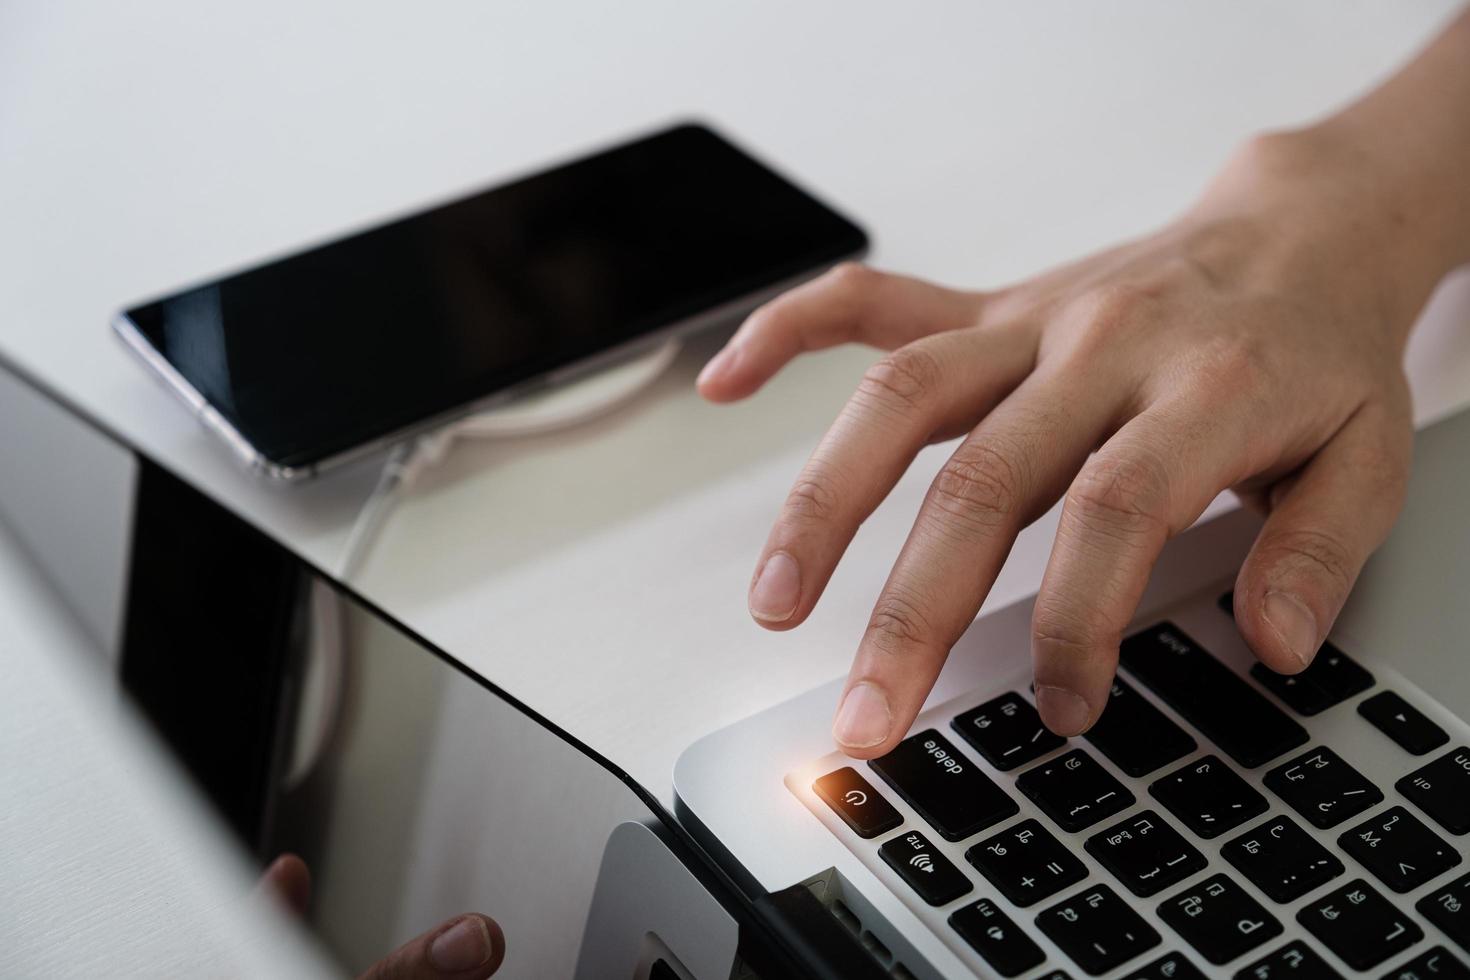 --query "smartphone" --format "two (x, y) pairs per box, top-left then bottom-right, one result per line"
(113, 122), (868, 479)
